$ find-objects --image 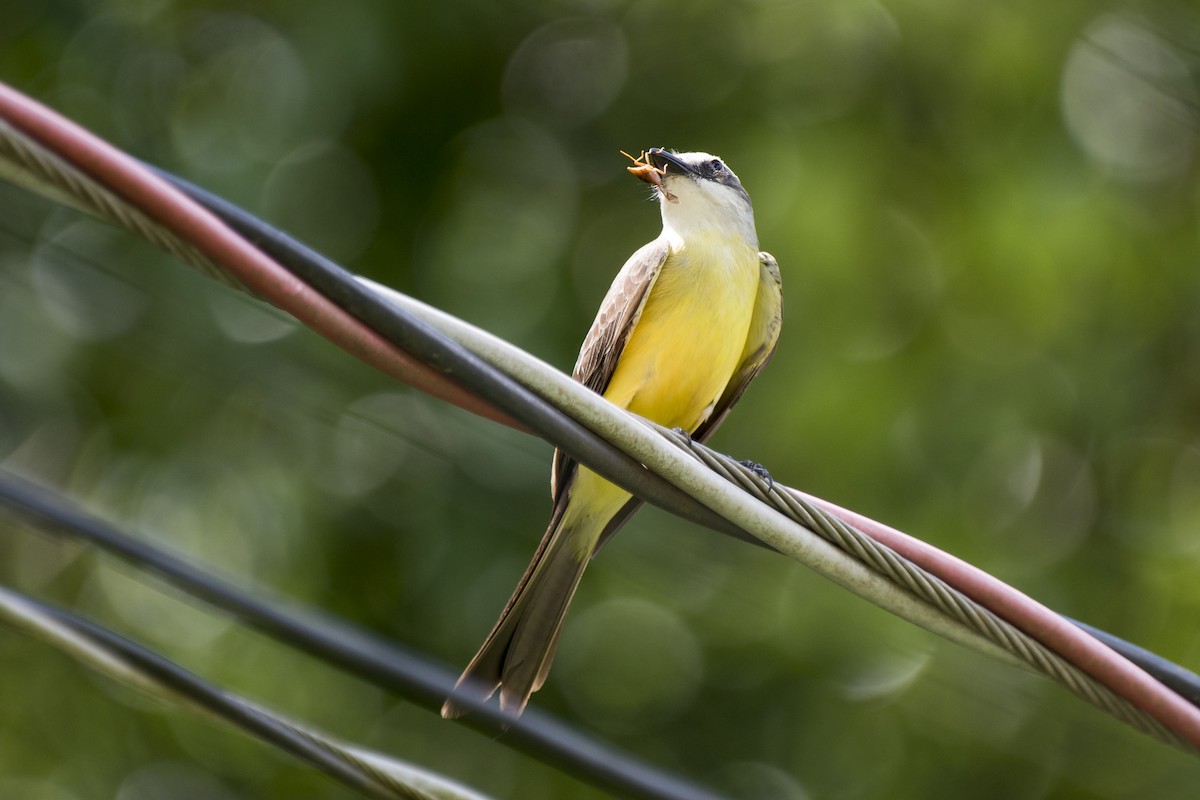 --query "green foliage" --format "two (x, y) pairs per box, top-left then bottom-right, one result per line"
(2, 0), (1200, 797)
